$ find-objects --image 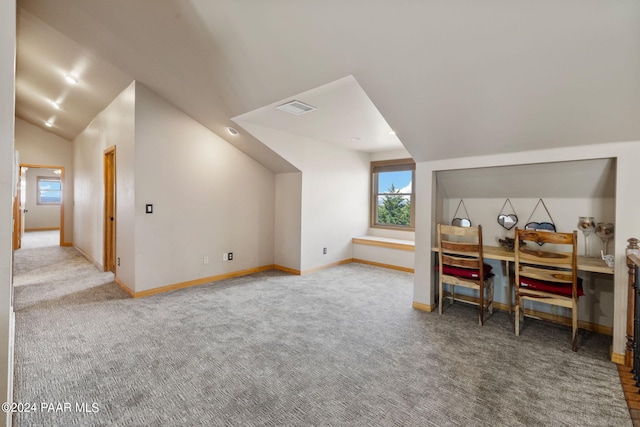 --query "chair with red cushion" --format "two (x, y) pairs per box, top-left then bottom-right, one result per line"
(438, 223), (494, 326)
(514, 228), (581, 351)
